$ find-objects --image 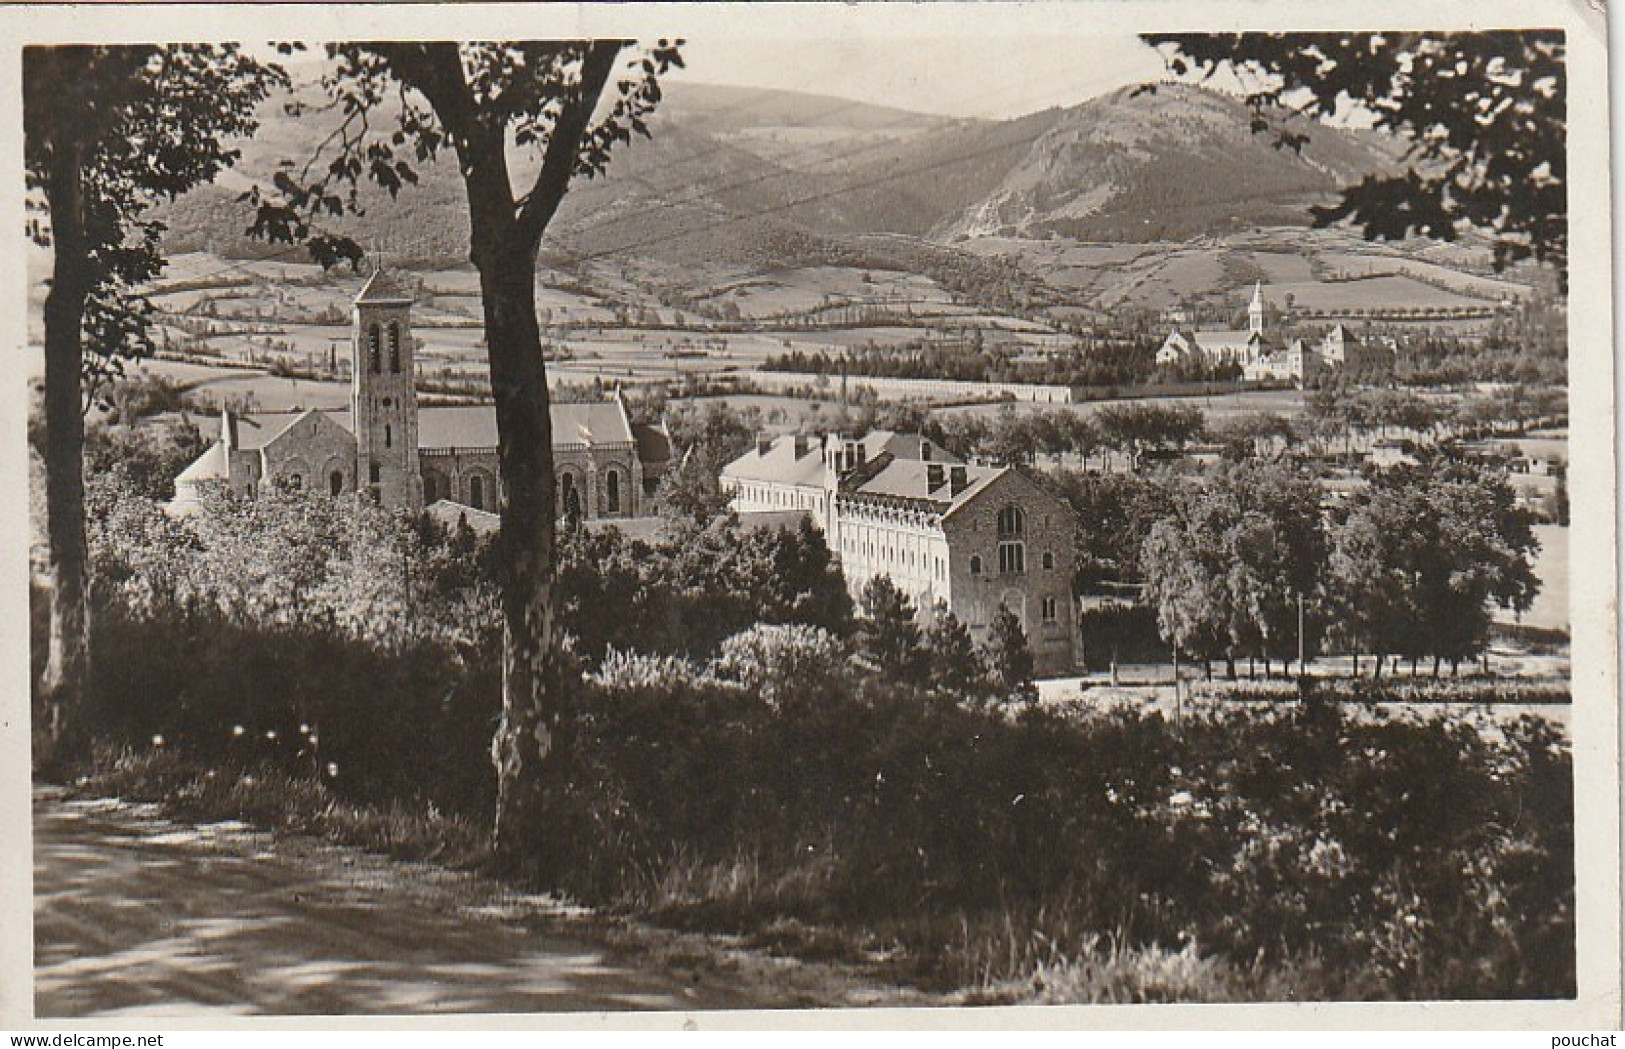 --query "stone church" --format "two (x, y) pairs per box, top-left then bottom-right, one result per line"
(173, 270), (672, 521)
